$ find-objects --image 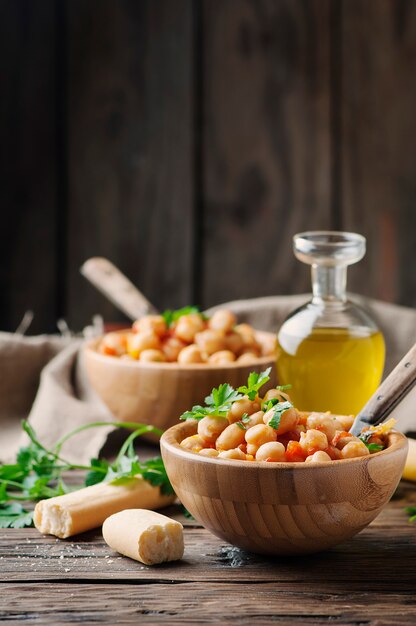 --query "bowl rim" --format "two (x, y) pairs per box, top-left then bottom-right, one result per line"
(83, 329), (276, 371)
(160, 420), (408, 470)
